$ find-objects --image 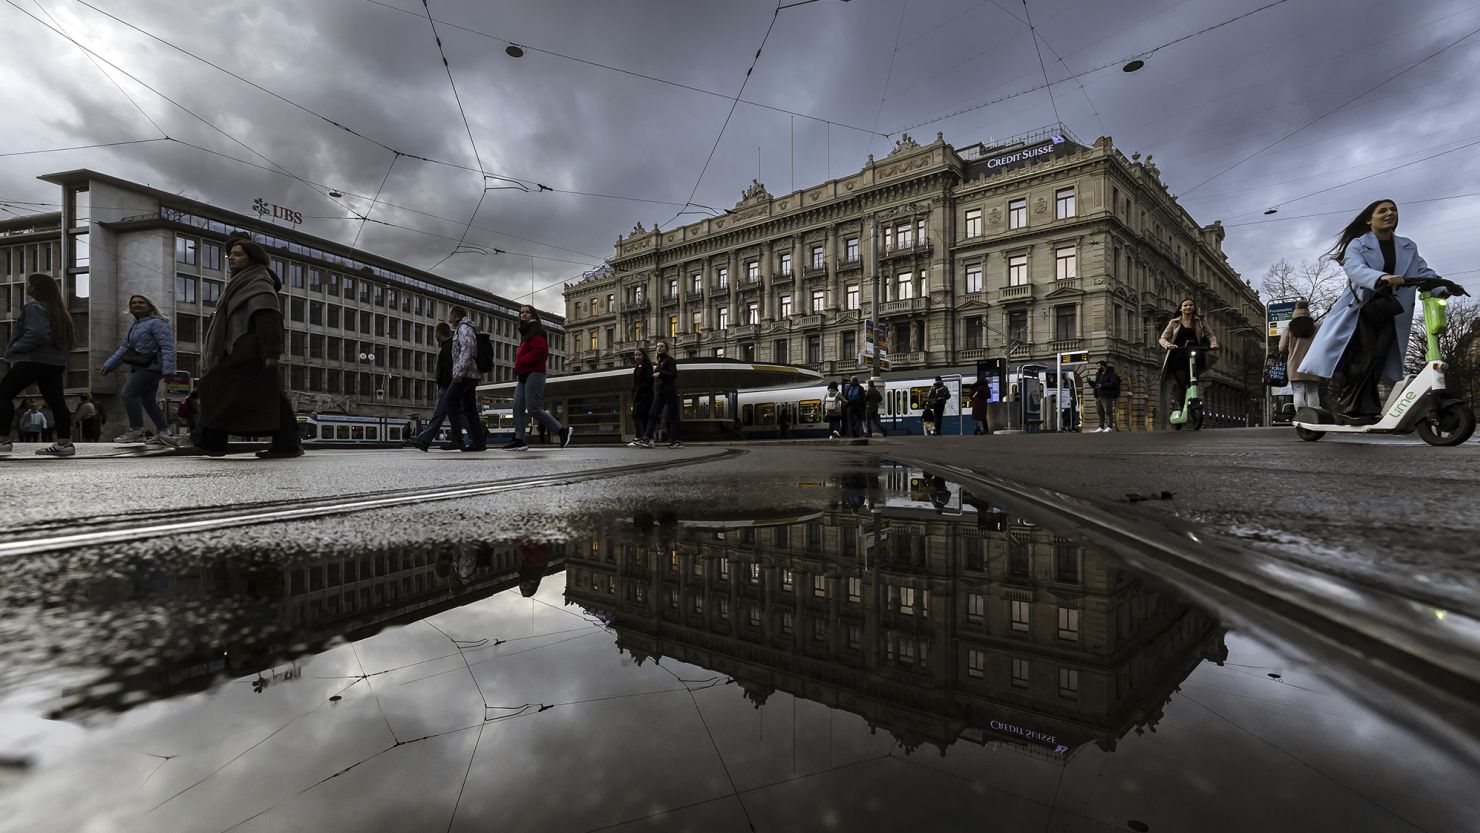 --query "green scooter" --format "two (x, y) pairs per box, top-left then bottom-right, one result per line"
(1168, 346), (1215, 431)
